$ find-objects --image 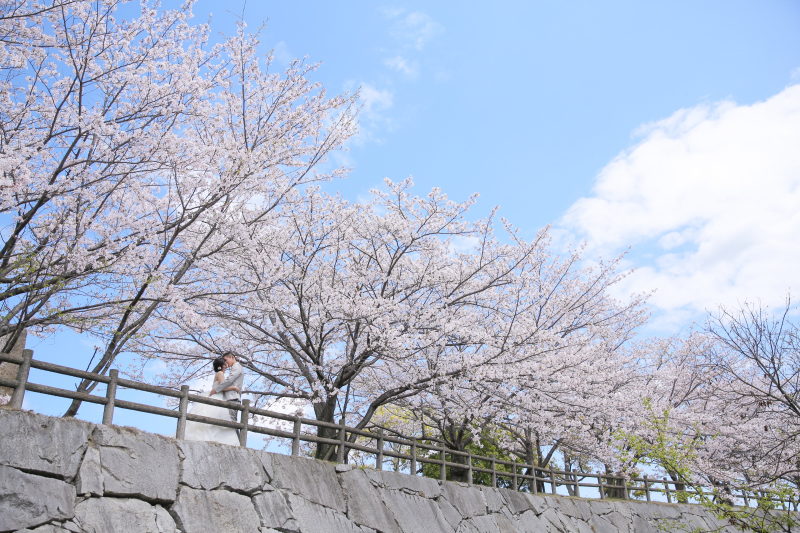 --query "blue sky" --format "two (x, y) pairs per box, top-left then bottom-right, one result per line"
(20, 1), (800, 425)
(203, 0), (800, 330)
